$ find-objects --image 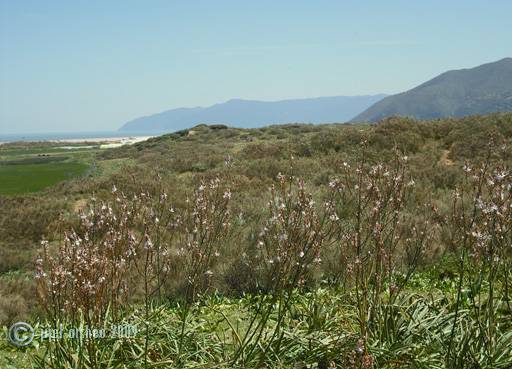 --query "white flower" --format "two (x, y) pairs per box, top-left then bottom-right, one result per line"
(144, 236), (153, 250)
(494, 171), (508, 181)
